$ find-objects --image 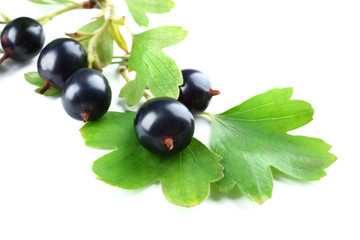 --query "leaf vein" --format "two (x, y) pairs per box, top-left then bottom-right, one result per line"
(222, 101), (276, 116)
(216, 111), (313, 122)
